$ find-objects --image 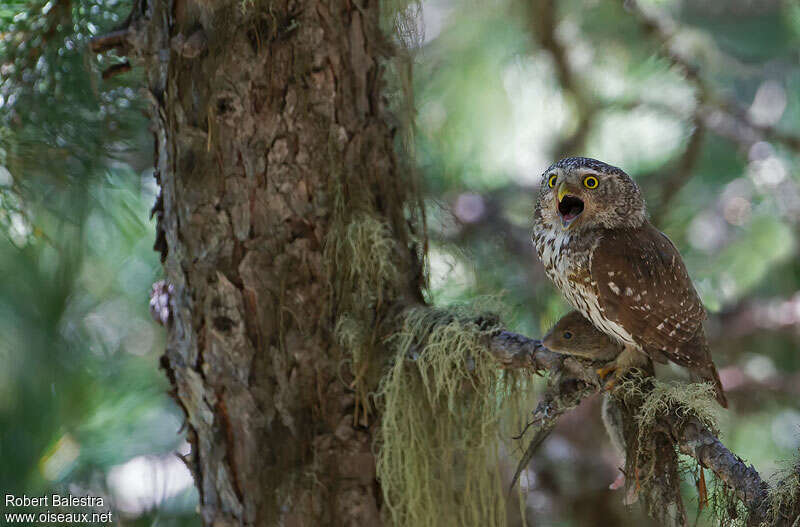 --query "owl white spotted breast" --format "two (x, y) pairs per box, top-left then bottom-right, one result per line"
(532, 157), (727, 407)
